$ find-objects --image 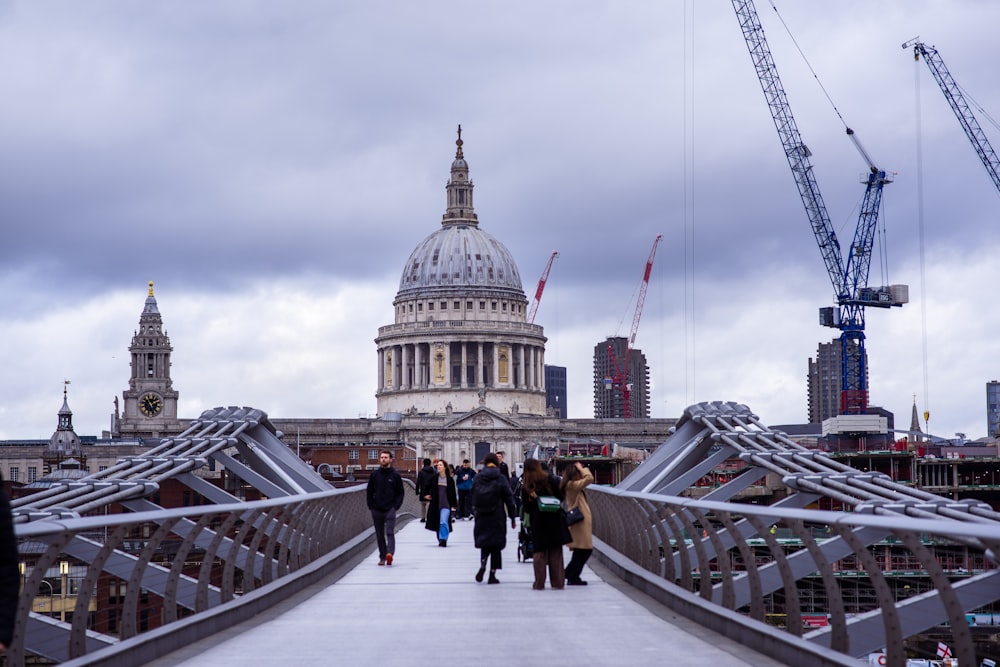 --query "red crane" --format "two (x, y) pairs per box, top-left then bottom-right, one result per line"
(527, 250), (559, 324)
(605, 235), (662, 418)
